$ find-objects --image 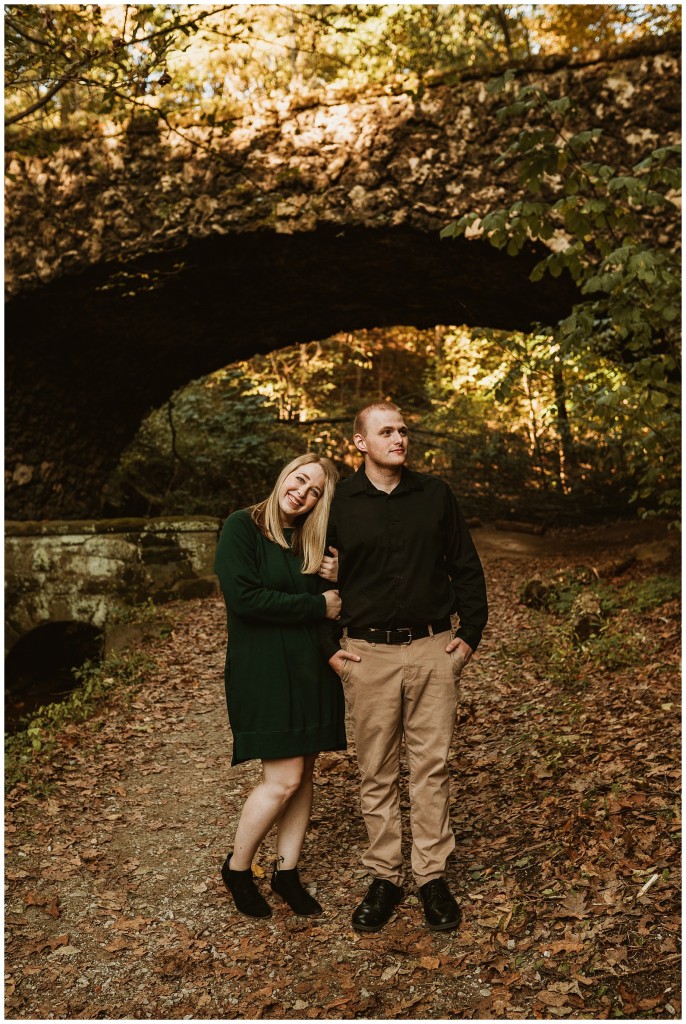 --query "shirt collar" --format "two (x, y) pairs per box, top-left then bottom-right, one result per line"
(348, 464), (424, 496)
